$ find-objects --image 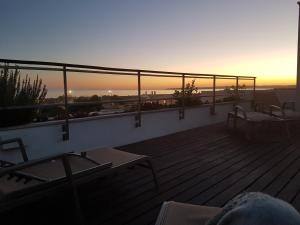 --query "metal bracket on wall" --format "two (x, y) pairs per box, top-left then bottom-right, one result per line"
(135, 113), (141, 127)
(210, 105), (216, 115)
(179, 108), (185, 120)
(62, 123), (69, 141)
(62, 65), (70, 141)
